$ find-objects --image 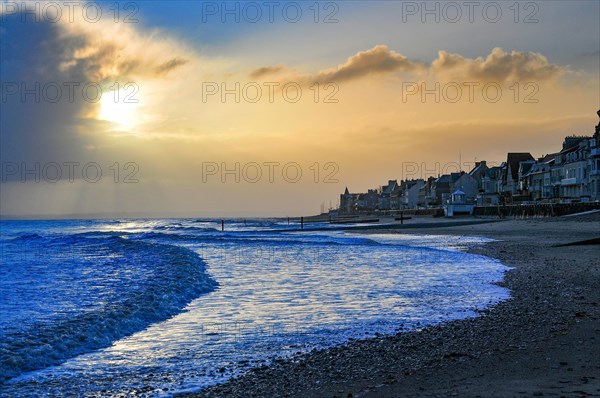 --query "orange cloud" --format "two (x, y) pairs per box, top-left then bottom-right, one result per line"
(432, 47), (567, 82)
(312, 45), (423, 83)
(50, 9), (195, 83)
(251, 46), (568, 86)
